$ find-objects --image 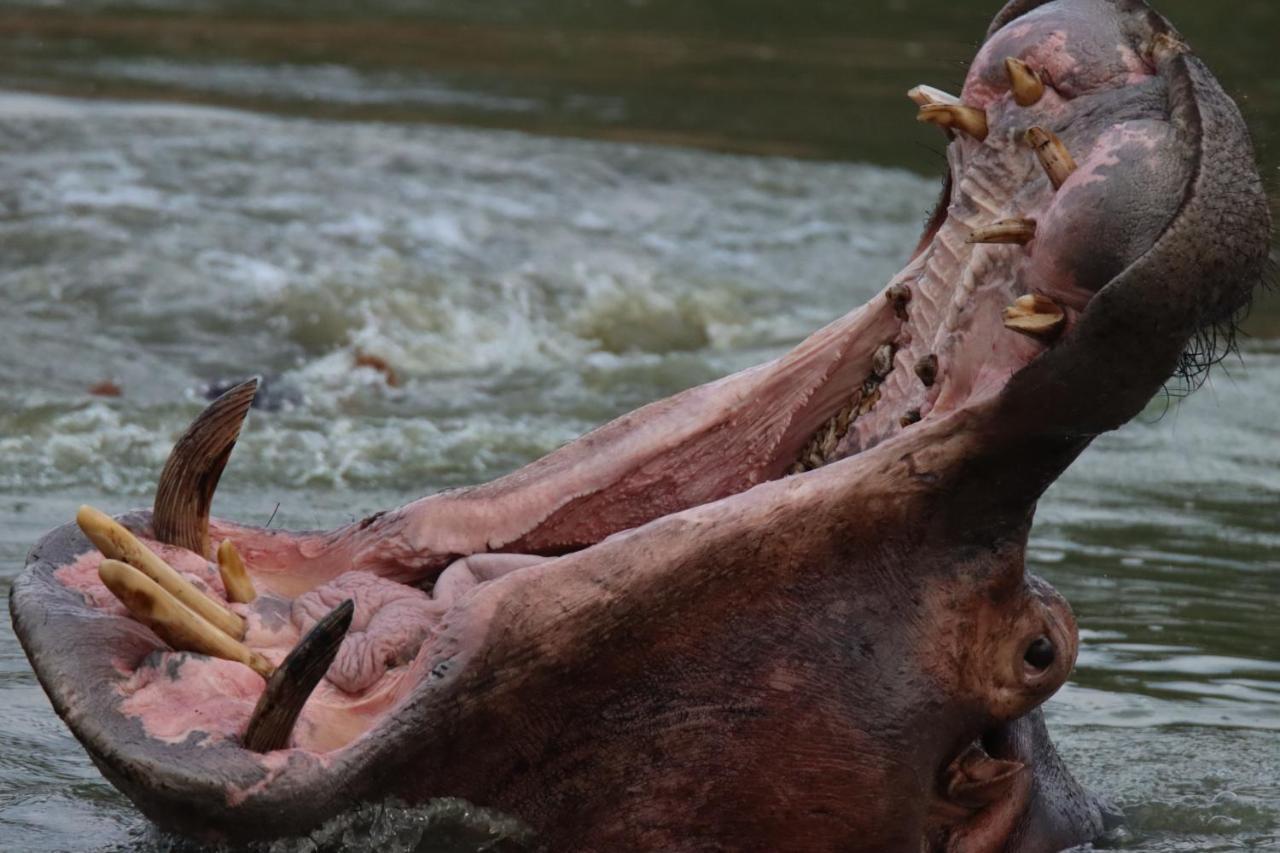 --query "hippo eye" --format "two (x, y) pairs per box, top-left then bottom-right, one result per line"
(1024, 637), (1056, 671)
